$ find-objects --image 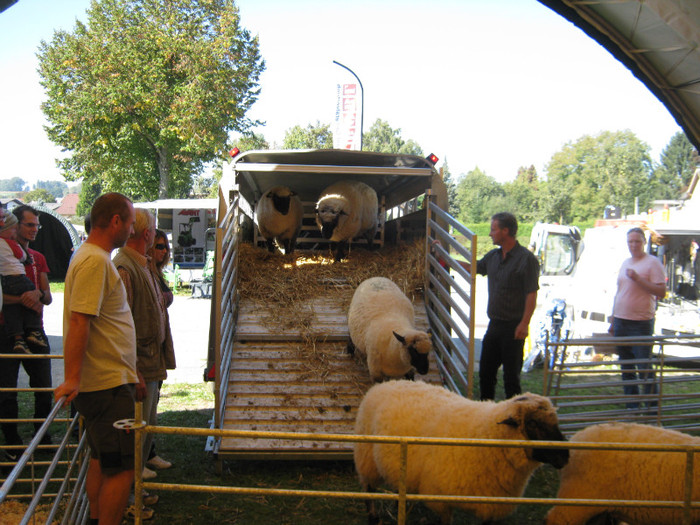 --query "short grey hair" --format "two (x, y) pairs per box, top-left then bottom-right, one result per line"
(133, 208), (155, 238)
